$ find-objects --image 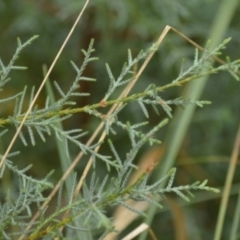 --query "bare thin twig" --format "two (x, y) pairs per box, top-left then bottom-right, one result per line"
(73, 25), (172, 197)
(0, 1), (90, 170)
(17, 1), (90, 239)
